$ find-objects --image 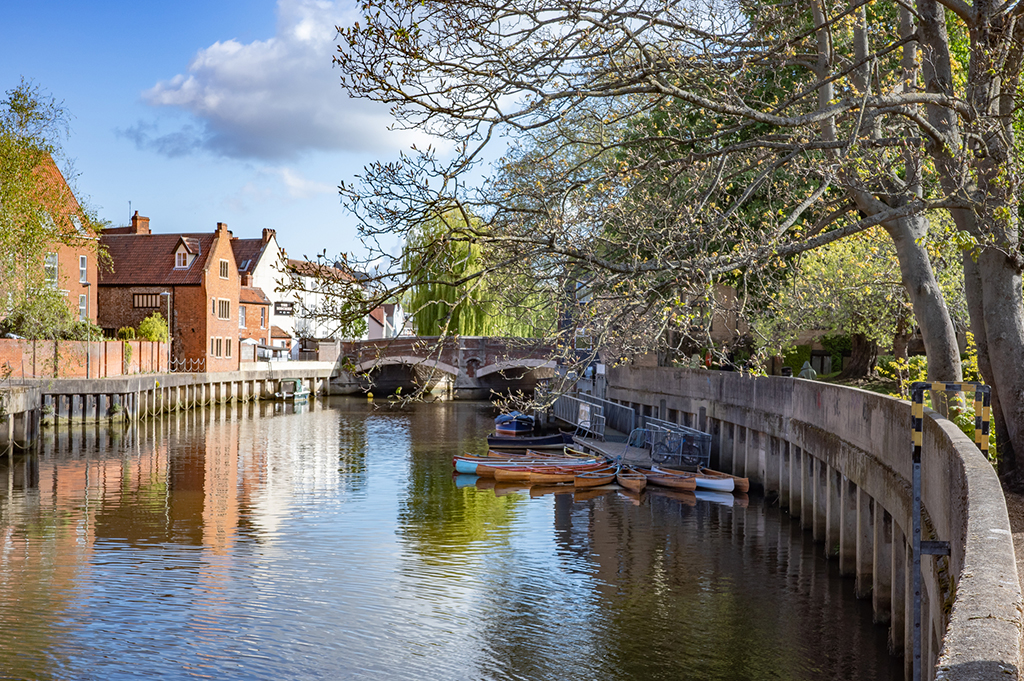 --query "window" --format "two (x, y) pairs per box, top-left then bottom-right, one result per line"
(79, 255), (88, 283)
(219, 259), (229, 279)
(217, 299), (230, 320)
(79, 294), (87, 321)
(212, 298), (216, 315)
(176, 252), (188, 268)
(215, 338), (223, 358)
(260, 307), (266, 329)
(44, 253), (58, 285)
(225, 338), (232, 358)
(239, 305), (246, 328)
(211, 337), (215, 356)
(133, 293), (161, 308)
